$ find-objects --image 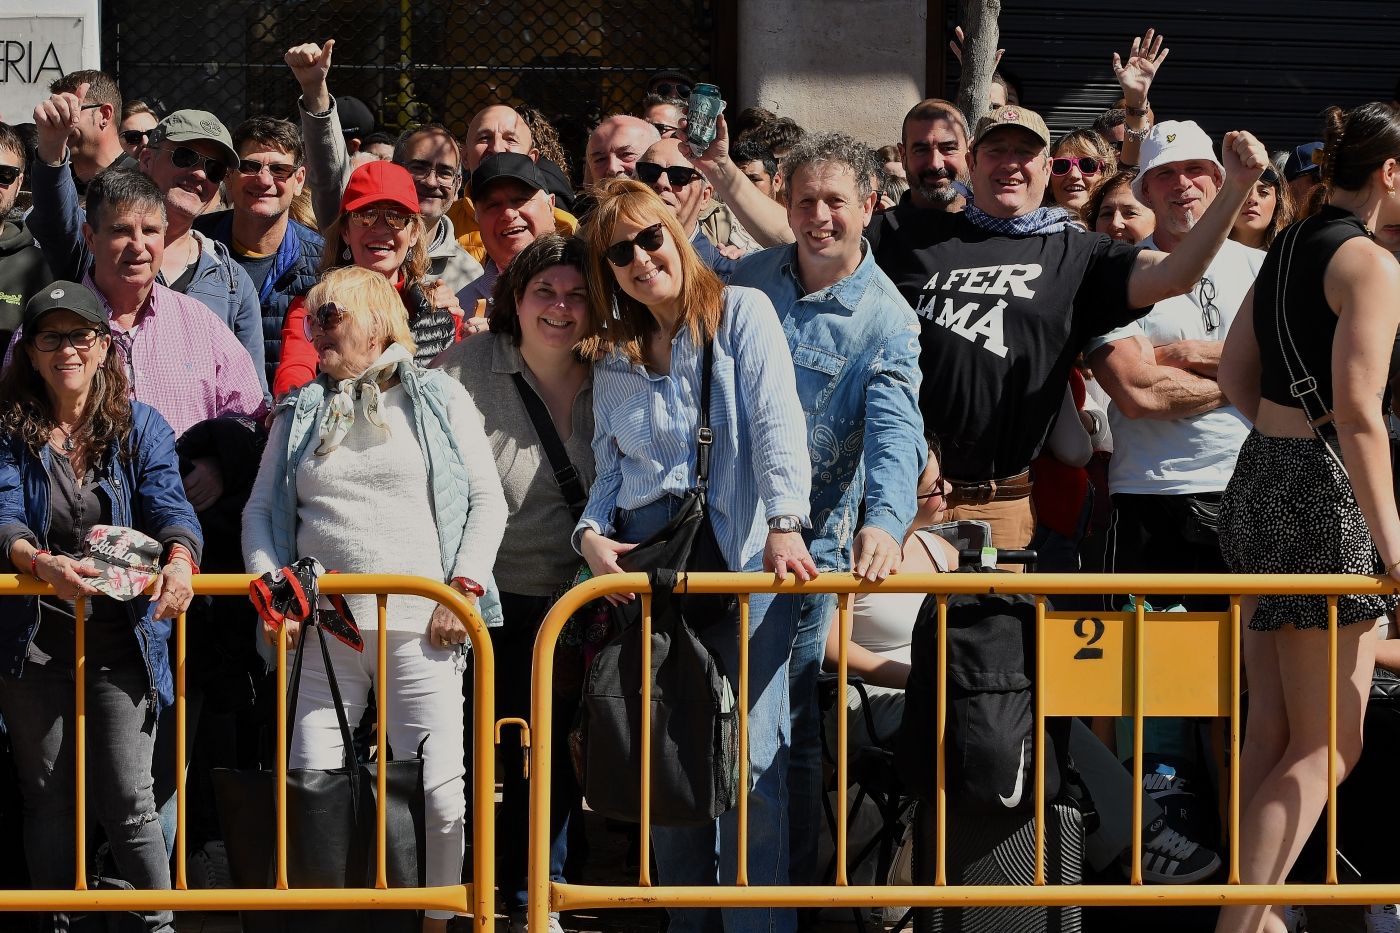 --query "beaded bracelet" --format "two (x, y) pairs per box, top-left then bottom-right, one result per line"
(29, 548), (49, 578)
